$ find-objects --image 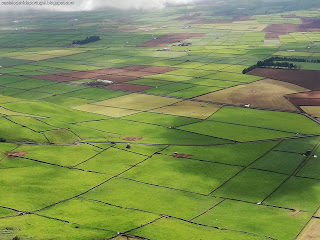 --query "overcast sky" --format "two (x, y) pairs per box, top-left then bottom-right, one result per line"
(0, 0), (200, 11)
